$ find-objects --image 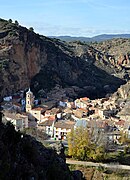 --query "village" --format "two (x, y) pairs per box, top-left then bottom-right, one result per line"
(1, 85), (130, 146)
